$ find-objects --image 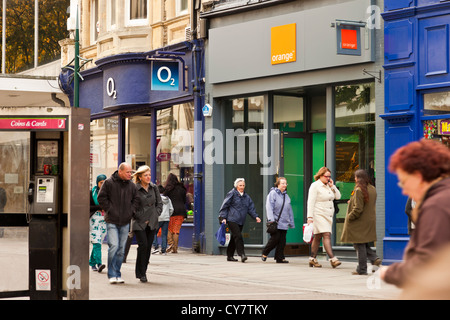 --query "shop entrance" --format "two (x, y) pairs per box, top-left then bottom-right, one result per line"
(274, 94), (311, 255)
(283, 135), (305, 243)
